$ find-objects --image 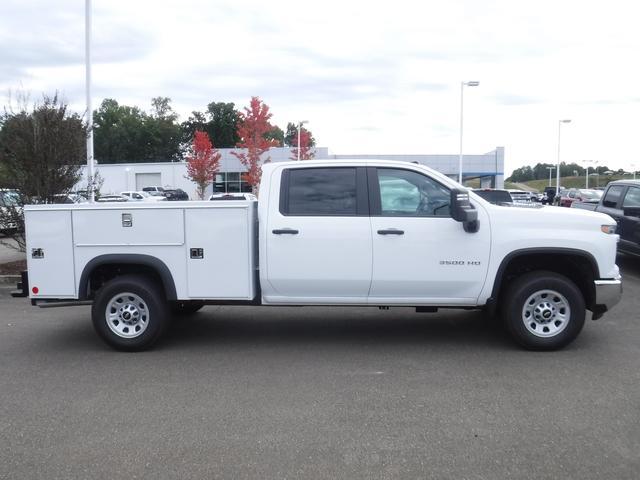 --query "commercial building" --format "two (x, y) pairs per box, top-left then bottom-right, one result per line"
(77, 146), (504, 199)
